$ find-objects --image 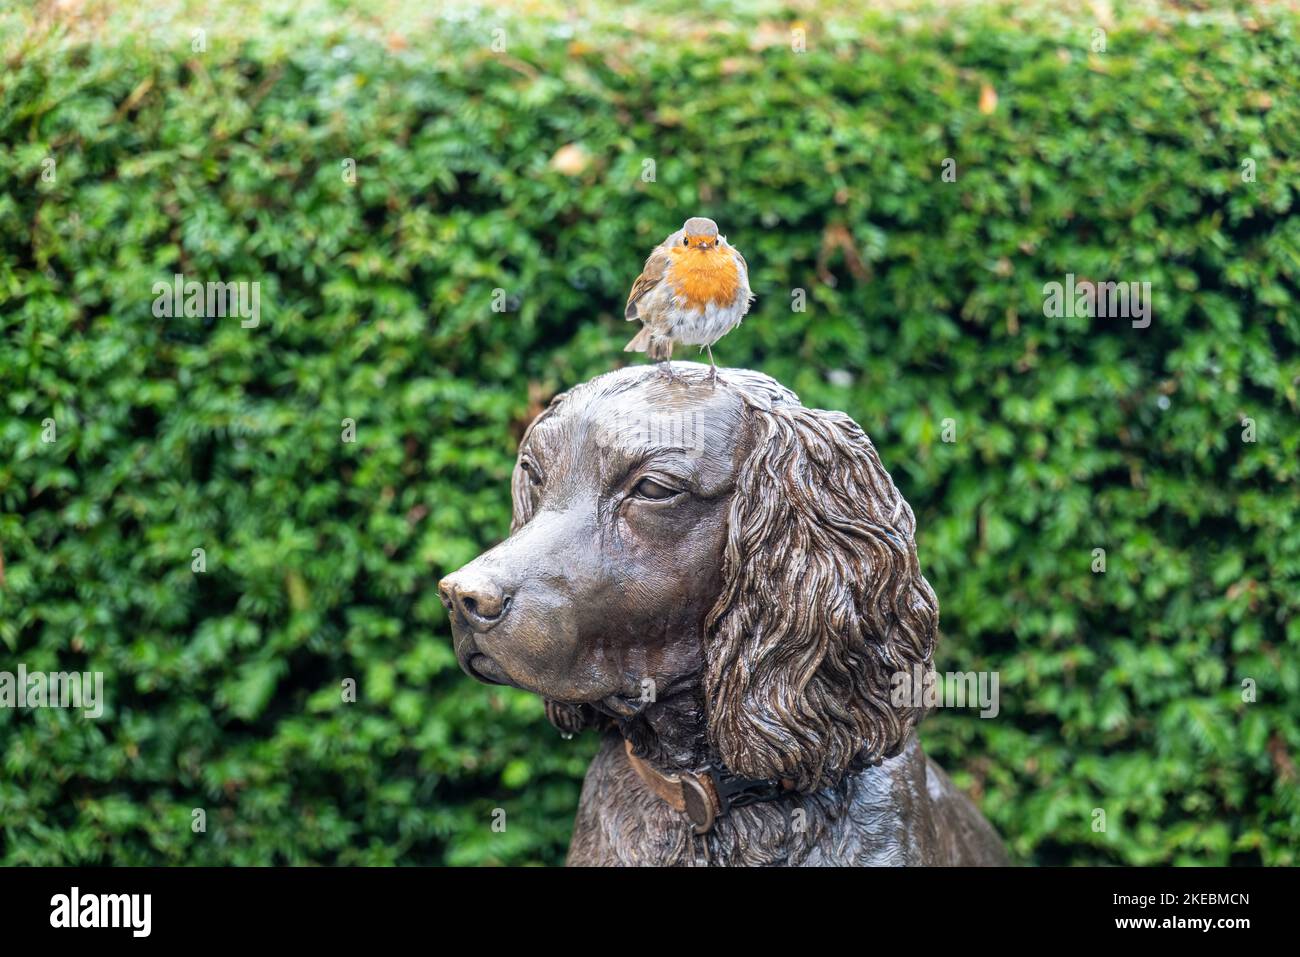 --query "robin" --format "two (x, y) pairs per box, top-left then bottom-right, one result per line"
(623, 216), (753, 384)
